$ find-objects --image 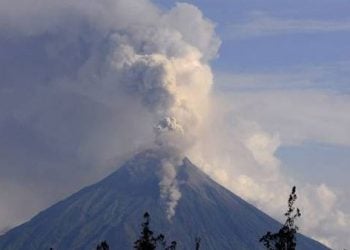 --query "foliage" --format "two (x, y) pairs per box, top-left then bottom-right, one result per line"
(195, 237), (201, 250)
(260, 186), (301, 250)
(96, 240), (109, 250)
(134, 212), (177, 250)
